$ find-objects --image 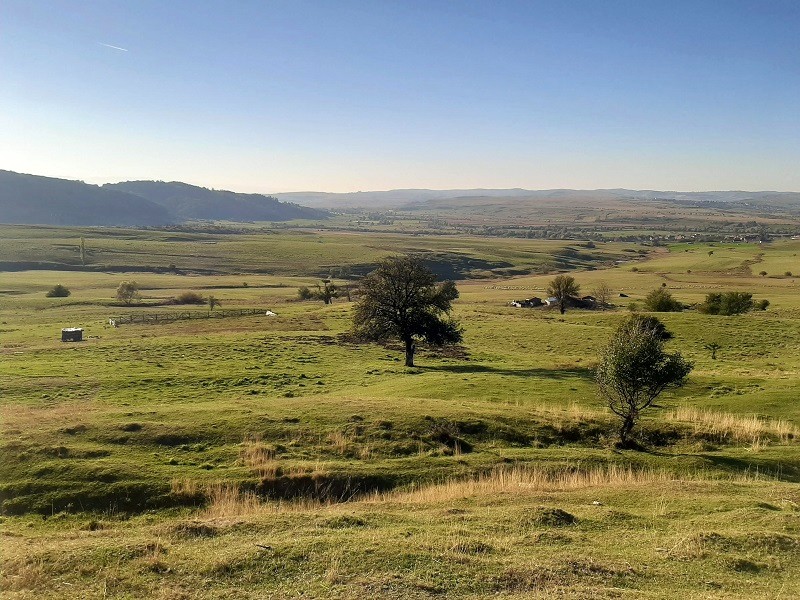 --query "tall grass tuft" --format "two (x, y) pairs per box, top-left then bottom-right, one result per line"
(239, 436), (279, 478)
(666, 406), (798, 444)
